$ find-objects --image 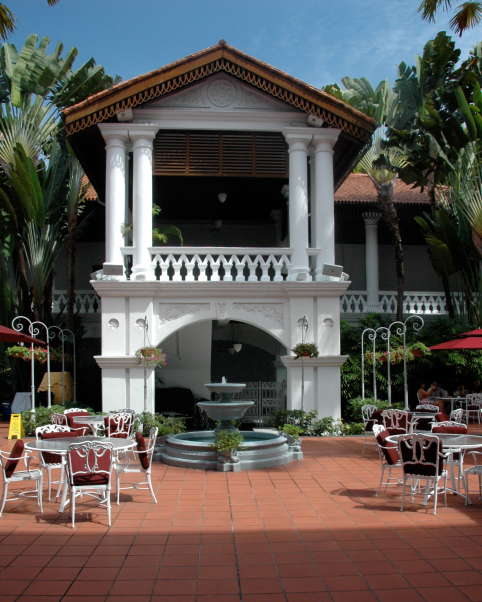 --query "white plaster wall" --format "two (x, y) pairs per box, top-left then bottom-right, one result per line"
(157, 321), (212, 399)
